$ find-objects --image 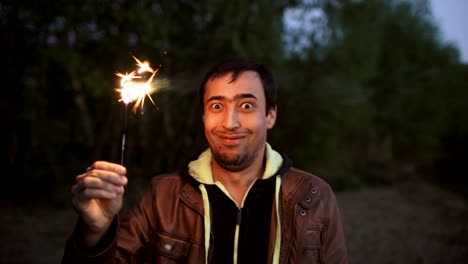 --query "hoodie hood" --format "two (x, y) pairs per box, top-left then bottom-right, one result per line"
(187, 142), (284, 184)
